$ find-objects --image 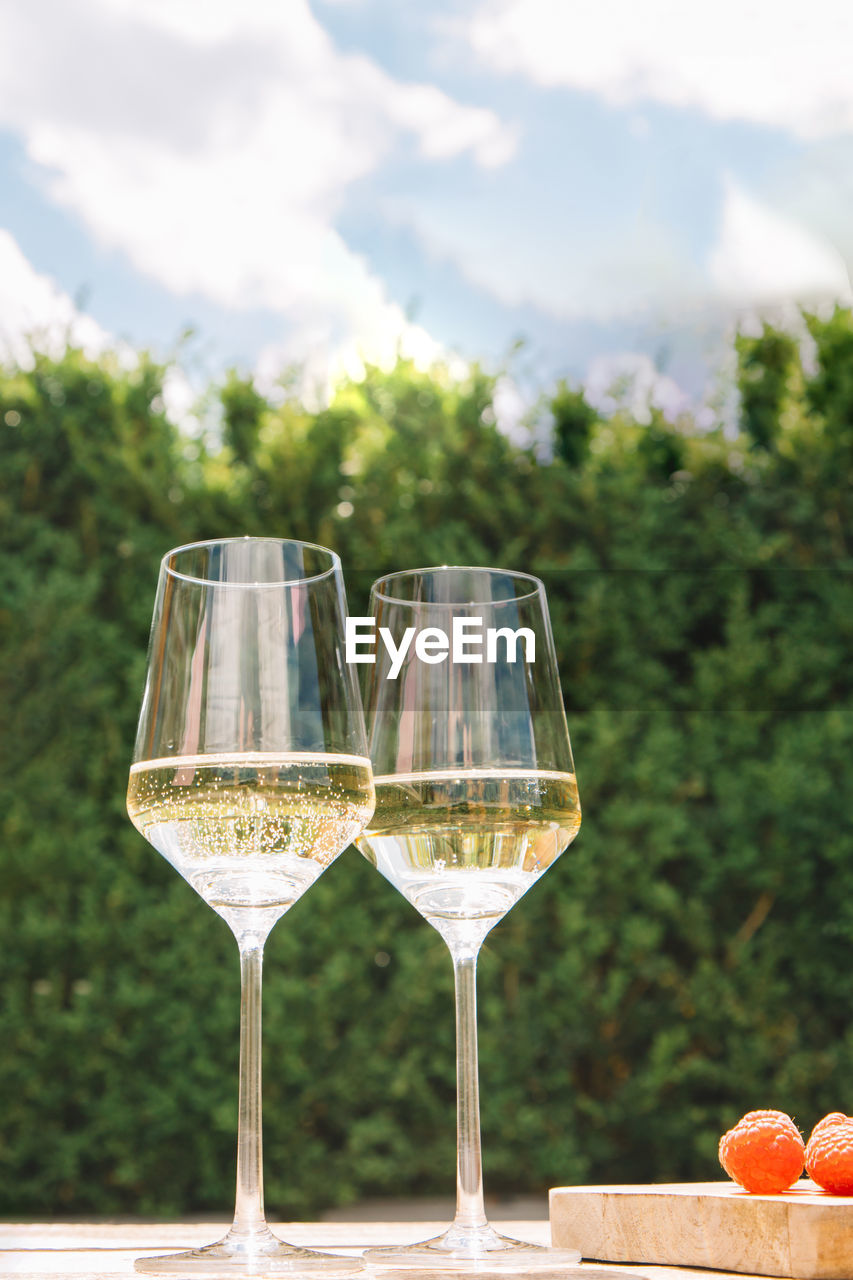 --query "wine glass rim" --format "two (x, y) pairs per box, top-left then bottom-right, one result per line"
(371, 564), (545, 607)
(161, 537), (341, 587)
